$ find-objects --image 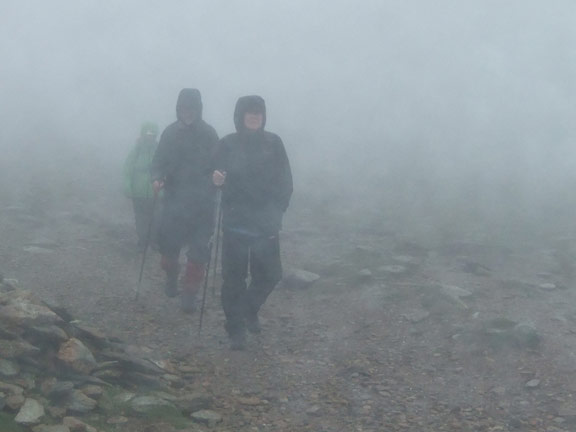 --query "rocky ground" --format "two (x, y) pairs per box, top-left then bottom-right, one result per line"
(3, 186), (576, 432)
